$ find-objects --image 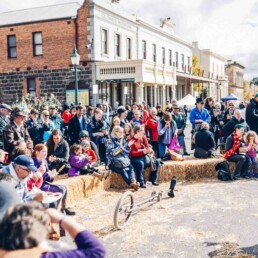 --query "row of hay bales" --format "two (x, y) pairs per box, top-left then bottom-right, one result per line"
(56, 157), (233, 205)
